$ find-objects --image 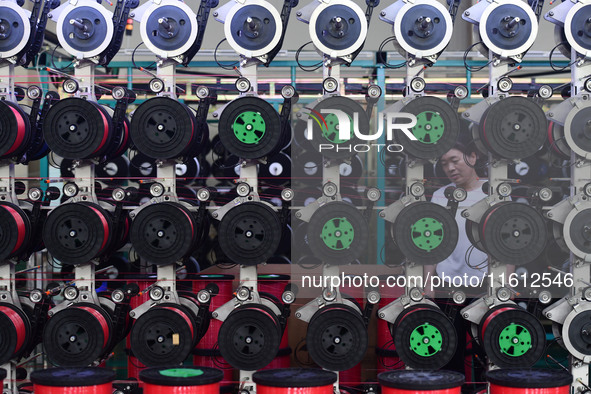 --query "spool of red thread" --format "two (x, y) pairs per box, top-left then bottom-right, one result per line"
(378, 370), (464, 394)
(487, 369), (572, 394)
(253, 368), (337, 394)
(140, 367), (224, 394)
(30, 367), (115, 394)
